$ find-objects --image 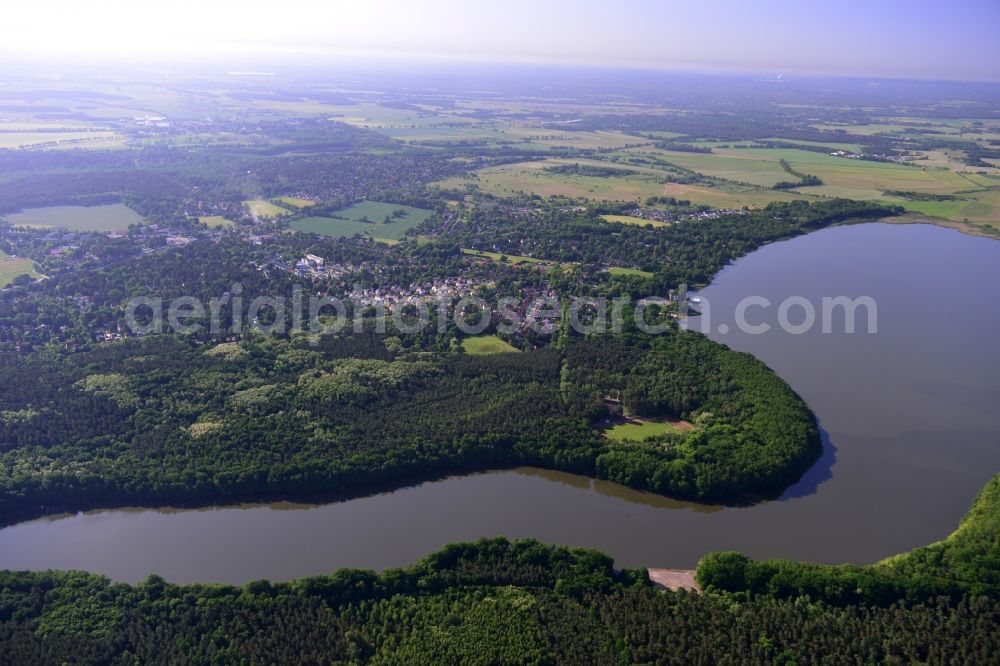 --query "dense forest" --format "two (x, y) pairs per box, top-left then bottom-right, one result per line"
(440, 199), (898, 287)
(1, 529), (998, 665)
(0, 324), (820, 522)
